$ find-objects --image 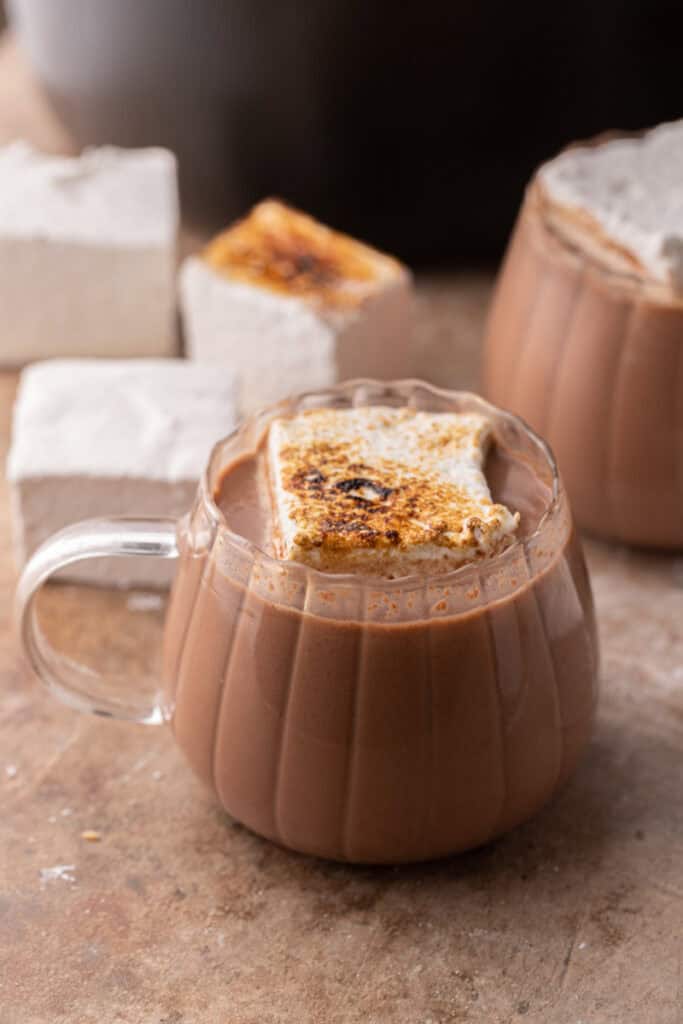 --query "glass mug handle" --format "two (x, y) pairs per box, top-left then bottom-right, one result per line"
(15, 517), (179, 725)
